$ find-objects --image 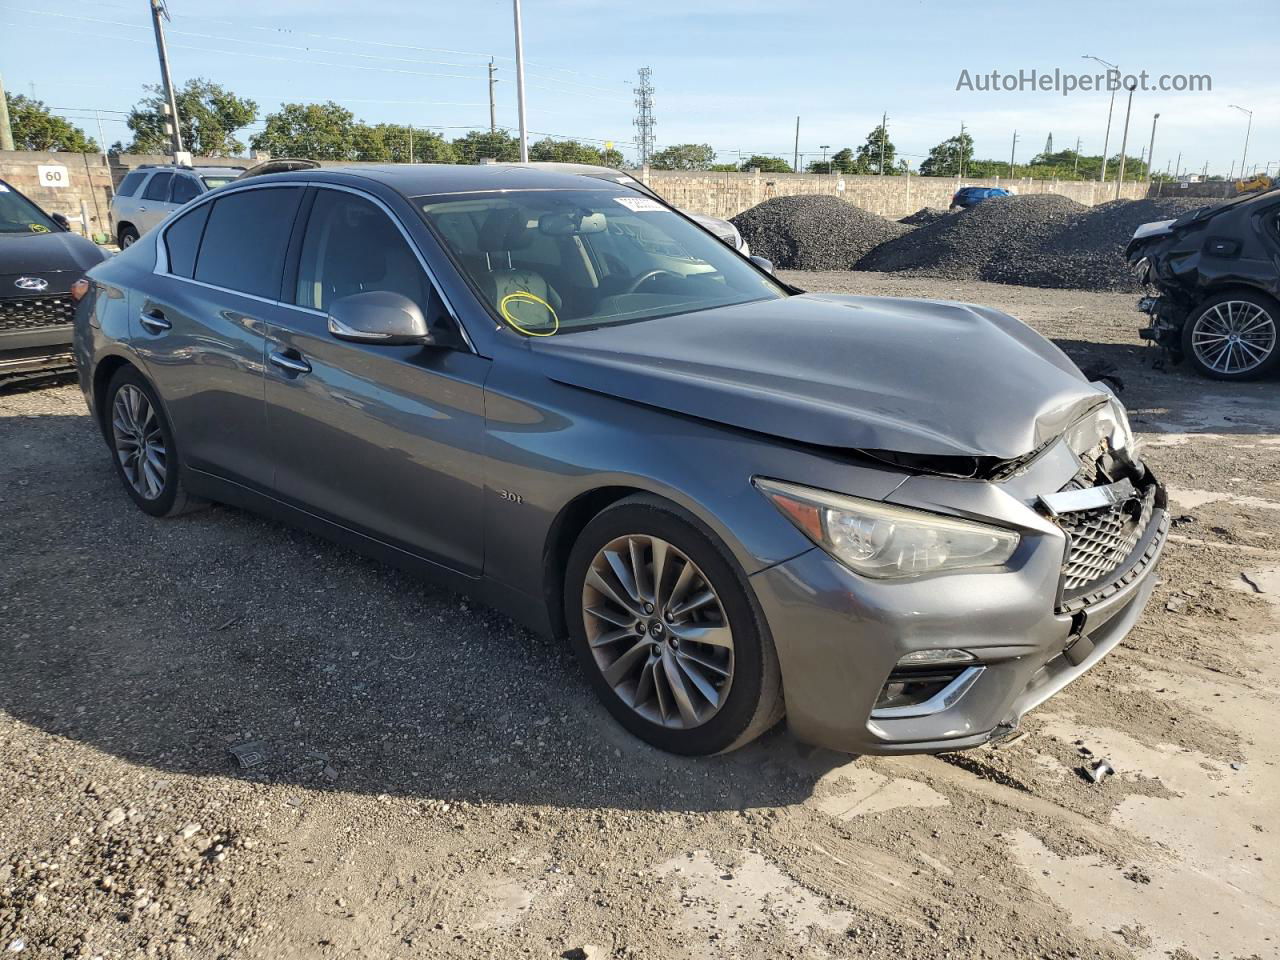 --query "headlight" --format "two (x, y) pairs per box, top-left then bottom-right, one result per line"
(1131, 256), (1151, 285)
(754, 478), (1020, 578)
(1064, 398), (1134, 456)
